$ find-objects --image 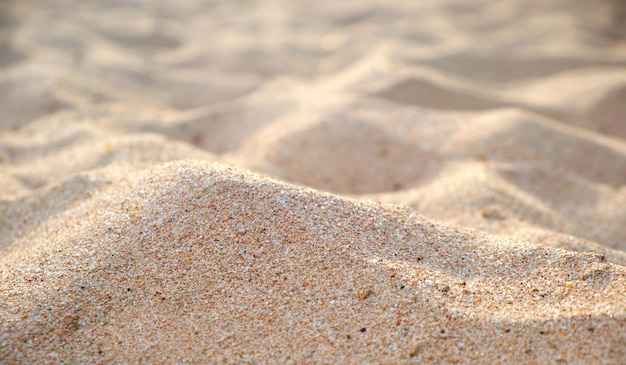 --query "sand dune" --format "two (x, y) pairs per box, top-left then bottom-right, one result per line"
(2, 161), (625, 363)
(1, 0), (626, 363)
